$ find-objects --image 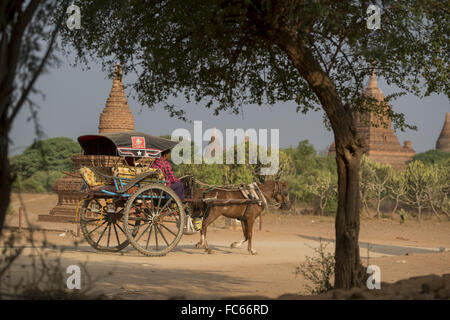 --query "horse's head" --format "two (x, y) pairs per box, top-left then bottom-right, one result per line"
(259, 180), (291, 210)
